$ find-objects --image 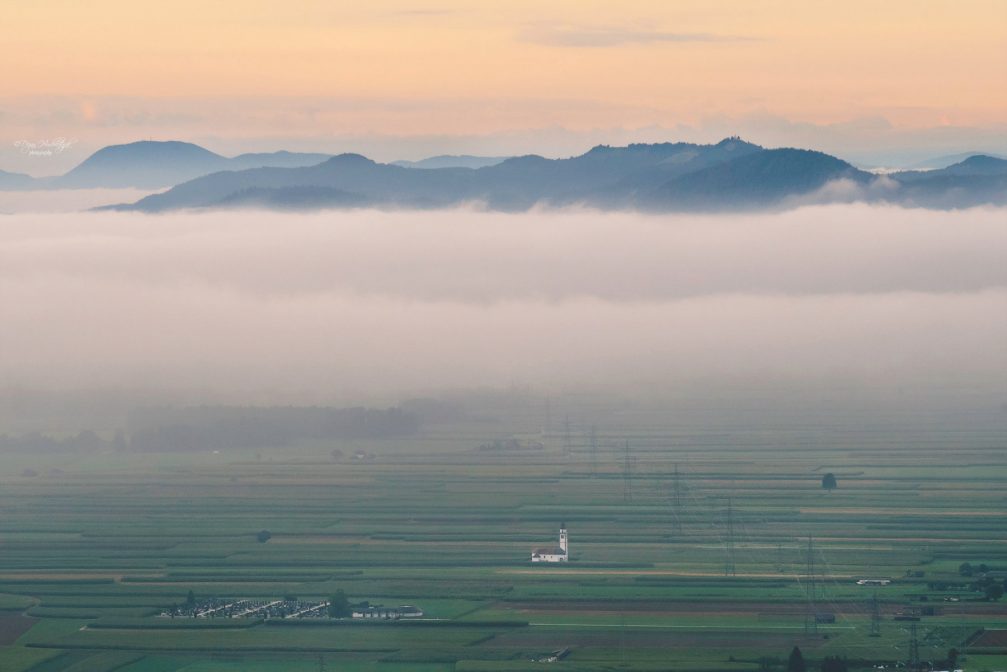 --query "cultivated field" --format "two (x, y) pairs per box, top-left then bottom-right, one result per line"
(0, 389), (1005, 671)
